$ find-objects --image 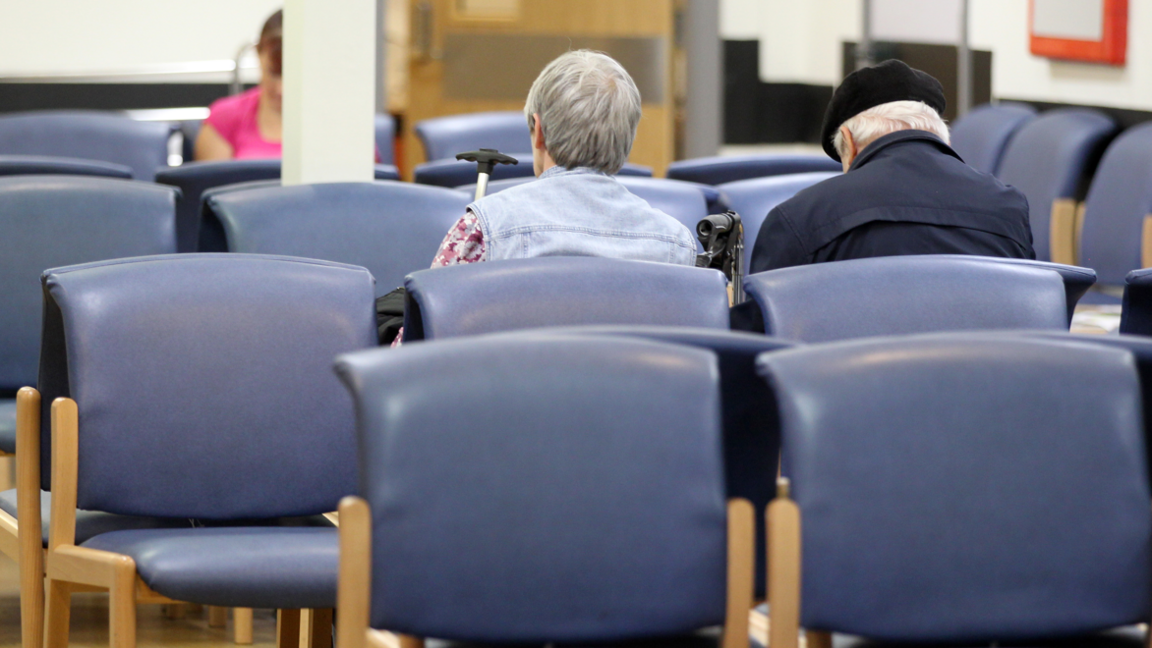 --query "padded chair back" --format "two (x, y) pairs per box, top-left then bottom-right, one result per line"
(997, 108), (1116, 261)
(1122, 268), (1152, 336)
(414, 153), (652, 188)
(758, 334), (1151, 642)
(414, 111), (530, 161)
(667, 154), (841, 185)
(743, 255), (1068, 342)
(0, 110), (172, 181)
(718, 172), (839, 275)
(155, 159), (282, 253)
(374, 114), (395, 165)
(190, 166), (402, 253)
(38, 254), (377, 518)
(0, 176), (176, 390)
(334, 334), (727, 641)
(0, 155), (133, 179)
(948, 103), (1036, 175)
(527, 325), (793, 598)
(208, 181), (470, 294)
(1076, 123), (1152, 289)
(403, 257), (731, 341)
(927, 255), (1096, 325)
